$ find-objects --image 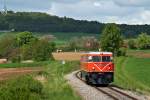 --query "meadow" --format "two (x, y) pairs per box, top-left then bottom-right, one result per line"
(0, 61), (81, 100)
(43, 61), (81, 100)
(114, 50), (150, 94)
(35, 32), (99, 41)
